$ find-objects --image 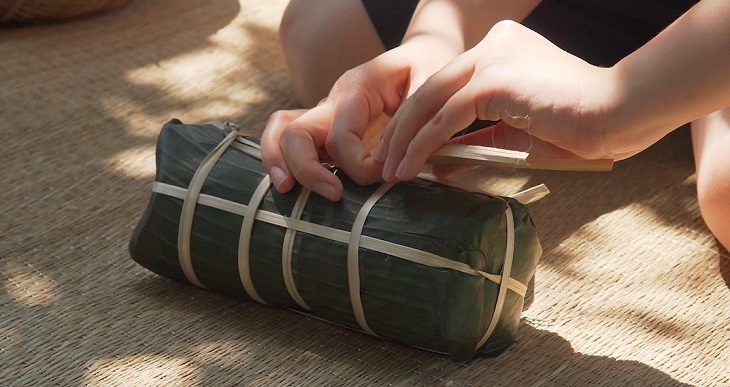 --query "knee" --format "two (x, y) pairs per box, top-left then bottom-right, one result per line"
(278, 0), (306, 57)
(697, 167), (730, 250)
(278, 0), (340, 106)
(278, 0), (383, 107)
(279, 0), (313, 103)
